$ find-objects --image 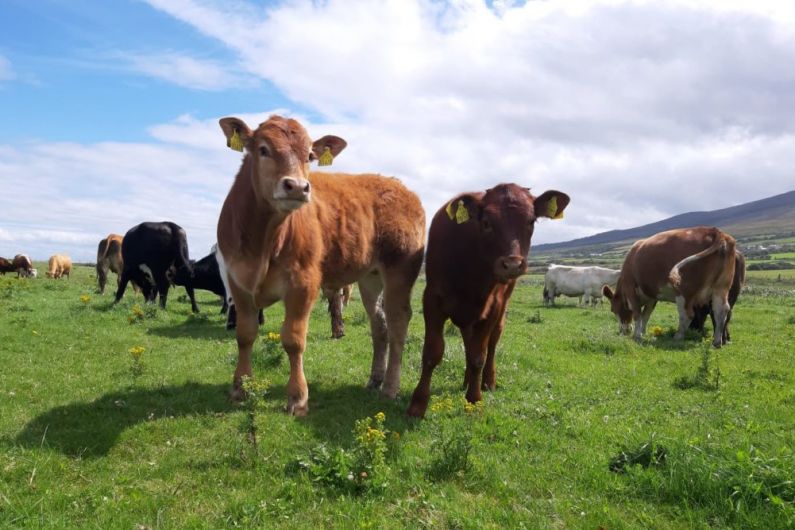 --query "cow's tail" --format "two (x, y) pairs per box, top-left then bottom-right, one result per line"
(669, 229), (729, 290)
(176, 229), (193, 276)
(97, 238), (109, 263)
